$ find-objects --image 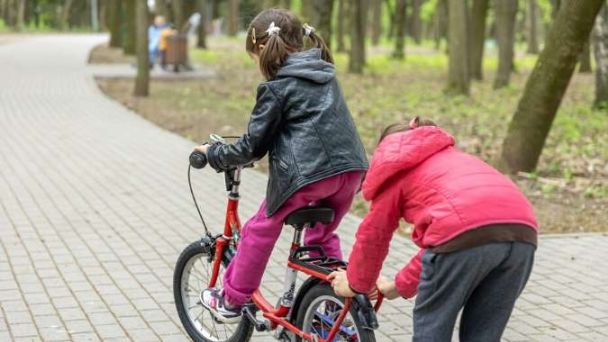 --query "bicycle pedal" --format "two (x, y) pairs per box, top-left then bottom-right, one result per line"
(242, 306), (269, 332)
